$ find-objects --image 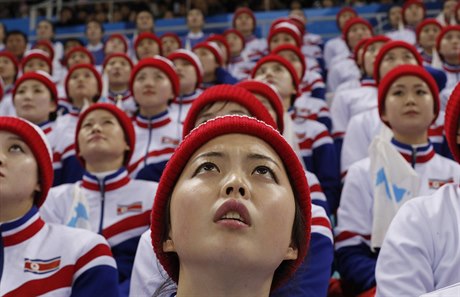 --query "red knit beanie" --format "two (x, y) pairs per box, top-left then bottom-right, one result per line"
(21, 49), (53, 75)
(104, 33), (129, 54)
(150, 115), (311, 291)
(378, 65), (439, 127)
(342, 17), (374, 47)
(251, 54), (300, 98)
(237, 79), (285, 133)
(271, 44), (306, 81)
(0, 117), (53, 207)
(102, 53), (134, 70)
(32, 40), (55, 61)
(336, 7), (357, 29)
(415, 18), (442, 43)
(0, 80), (3, 98)
(75, 103), (136, 167)
(270, 17), (305, 37)
(167, 49), (203, 88)
(436, 25), (460, 56)
(223, 28), (246, 49)
(232, 7), (256, 31)
(161, 32), (182, 48)
(373, 40), (423, 83)
(182, 84), (277, 137)
(268, 22), (302, 48)
(65, 46), (95, 66)
(13, 71), (58, 102)
(353, 37), (370, 64)
(444, 82), (460, 163)
(361, 35), (391, 68)
(193, 41), (224, 66)
(206, 34), (231, 64)
(0, 51), (19, 74)
(134, 32), (163, 56)
(402, 0), (426, 25)
(65, 63), (102, 100)
(129, 56), (180, 99)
